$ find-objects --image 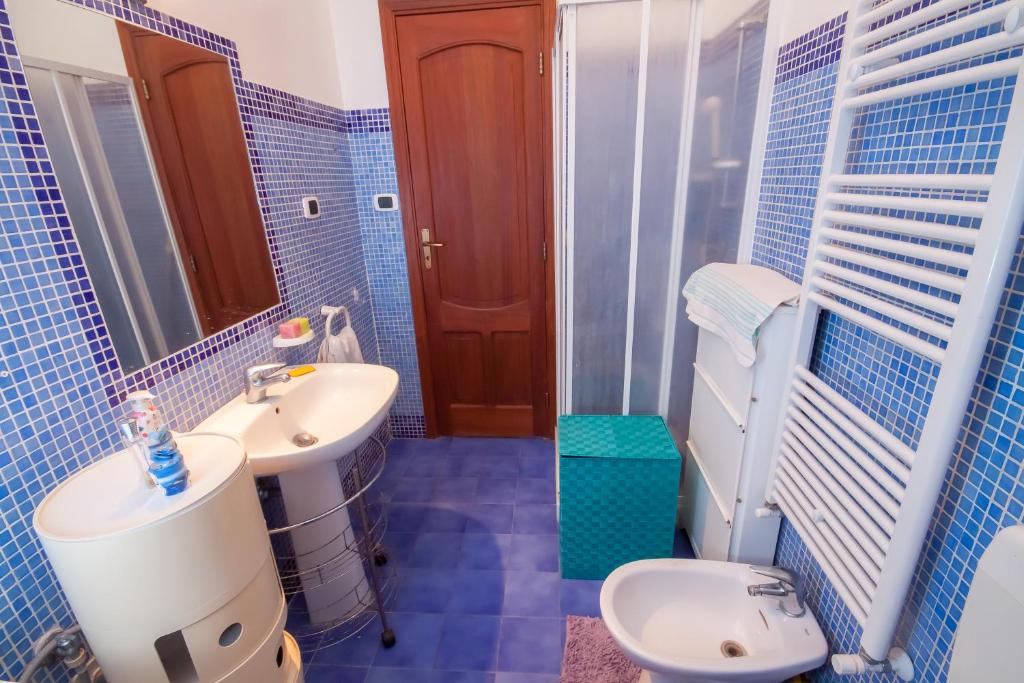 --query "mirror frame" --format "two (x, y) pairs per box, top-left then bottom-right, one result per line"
(10, 1), (288, 403)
